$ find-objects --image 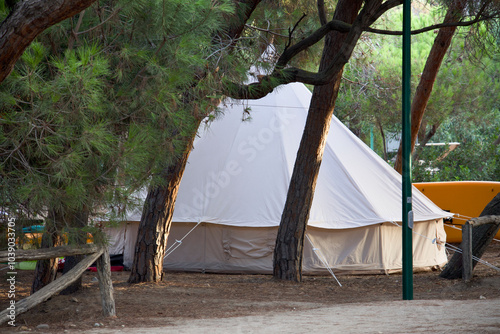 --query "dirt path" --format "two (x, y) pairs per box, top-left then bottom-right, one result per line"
(86, 299), (500, 334)
(2, 242), (500, 333)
